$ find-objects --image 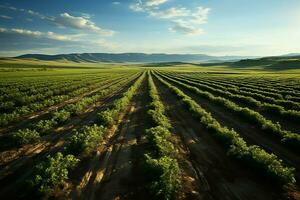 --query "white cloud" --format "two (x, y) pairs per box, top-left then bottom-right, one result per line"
(129, 2), (144, 12)
(0, 5), (115, 36)
(112, 2), (121, 5)
(191, 7), (210, 24)
(149, 7), (189, 18)
(129, 0), (168, 12)
(52, 13), (114, 36)
(0, 27), (77, 41)
(0, 15), (12, 20)
(145, 0), (168, 6)
(170, 20), (204, 36)
(129, 1), (210, 36)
